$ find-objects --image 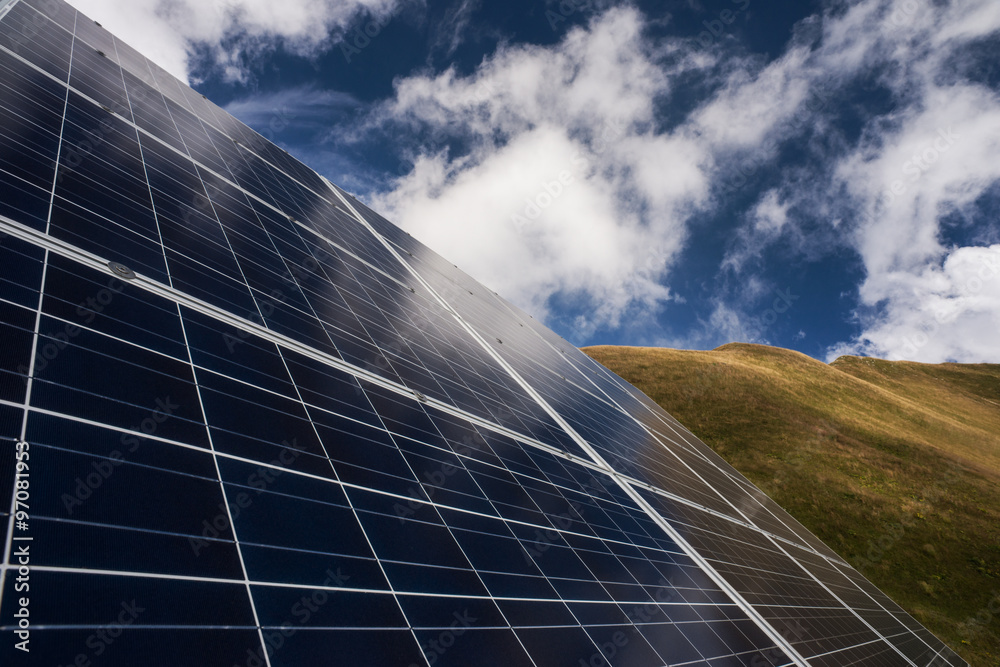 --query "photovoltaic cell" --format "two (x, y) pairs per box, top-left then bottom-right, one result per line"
(0, 1), (967, 665)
